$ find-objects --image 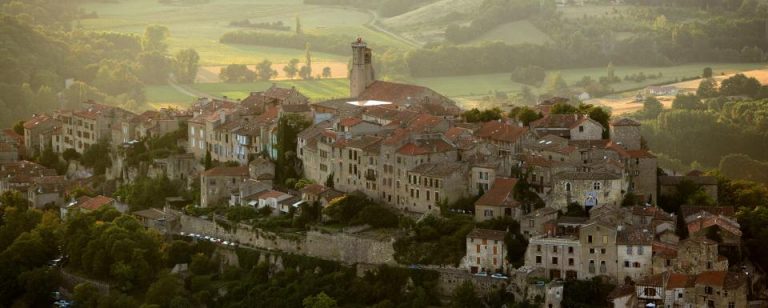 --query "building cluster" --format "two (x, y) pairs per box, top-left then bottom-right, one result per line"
(11, 38), (754, 307)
